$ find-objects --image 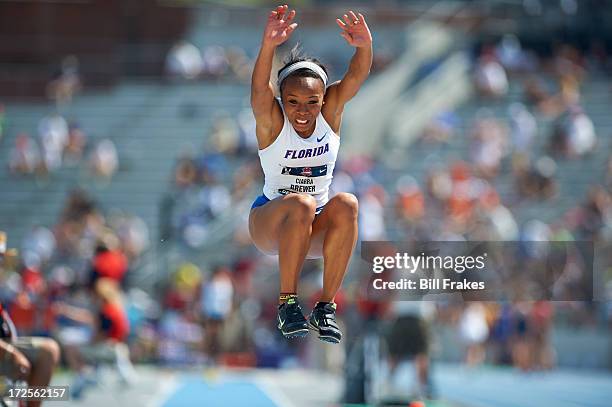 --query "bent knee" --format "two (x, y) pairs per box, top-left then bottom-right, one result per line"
(38, 339), (61, 366)
(330, 193), (359, 220)
(283, 194), (317, 223)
